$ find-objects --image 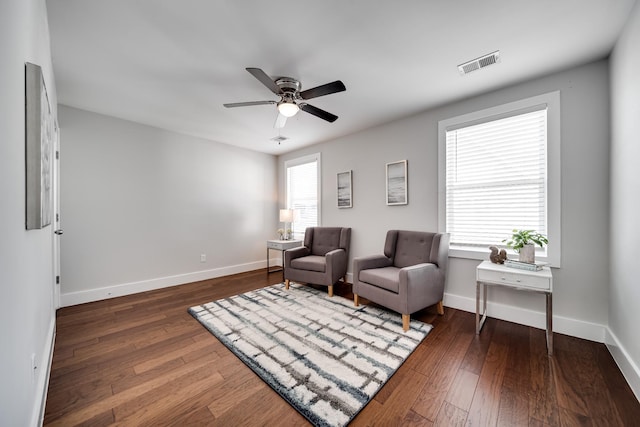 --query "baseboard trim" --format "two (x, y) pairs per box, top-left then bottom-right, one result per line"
(59, 267), (607, 344)
(443, 292), (606, 343)
(60, 260), (266, 307)
(31, 318), (55, 427)
(605, 328), (640, 401)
